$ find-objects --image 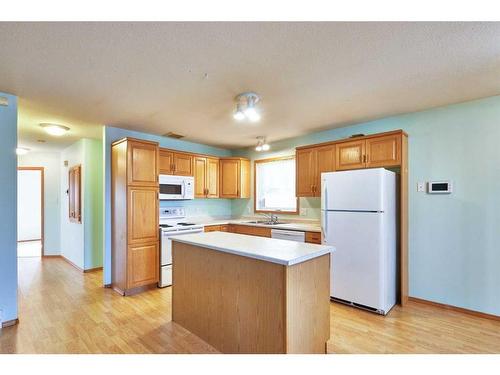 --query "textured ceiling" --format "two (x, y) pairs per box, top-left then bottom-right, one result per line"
(1, 22), (499, 151)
